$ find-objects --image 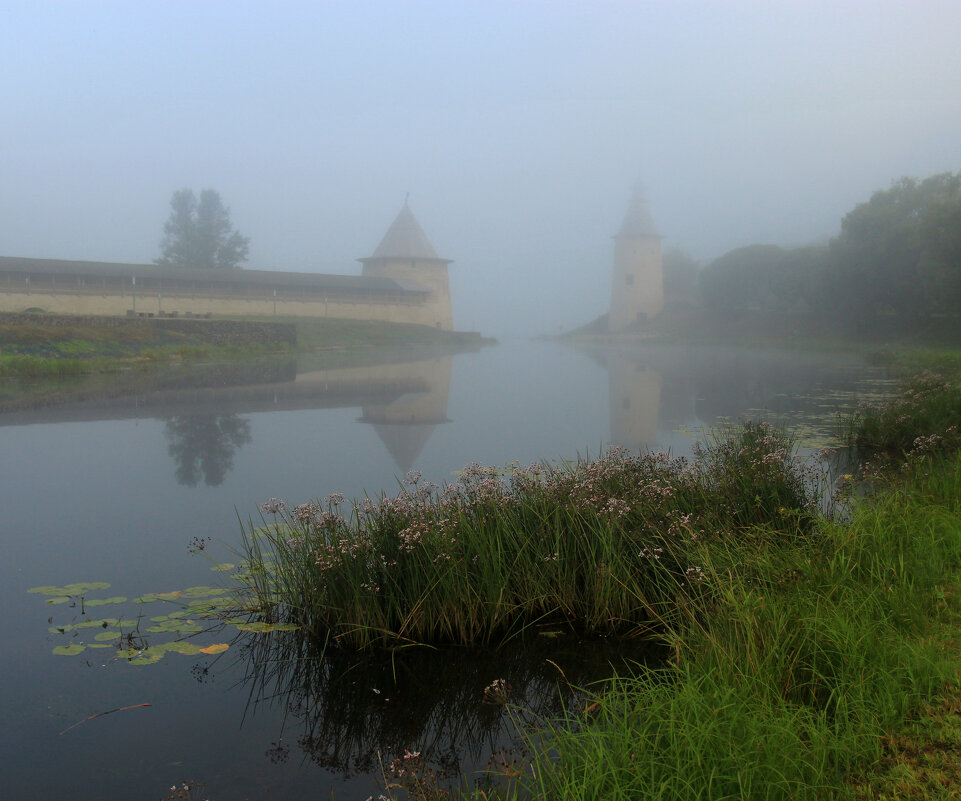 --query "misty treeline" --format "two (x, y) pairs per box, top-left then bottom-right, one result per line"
(696, 171), (961, 327)
(156, 188), (250, 270)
